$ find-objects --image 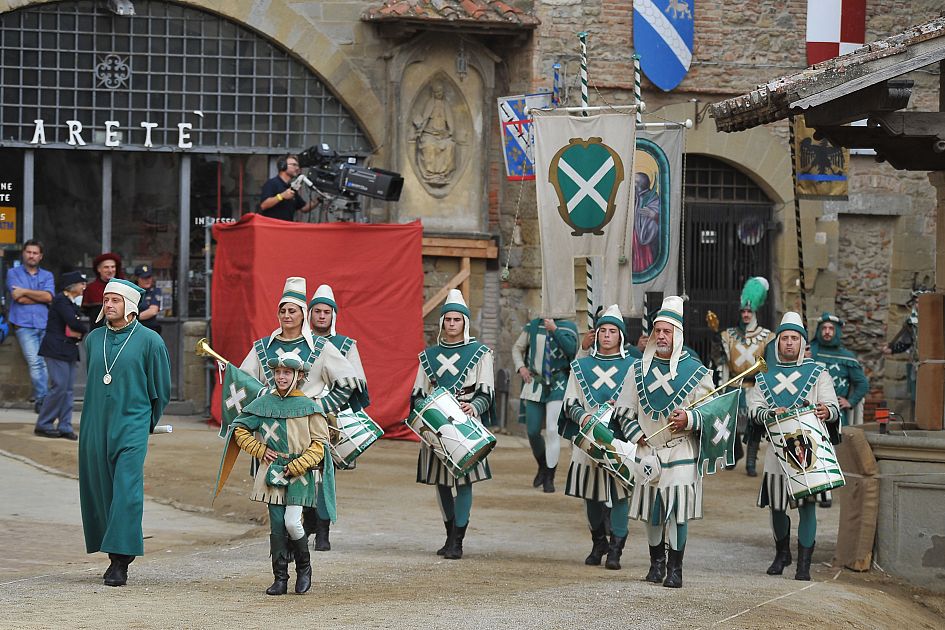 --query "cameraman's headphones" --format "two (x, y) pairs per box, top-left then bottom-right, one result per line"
(277, 156), (289, 172)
